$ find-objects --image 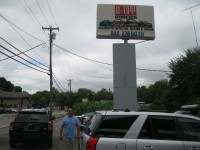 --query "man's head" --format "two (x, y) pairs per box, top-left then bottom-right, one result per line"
(67, 107), (73, 117)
